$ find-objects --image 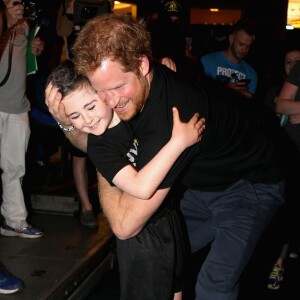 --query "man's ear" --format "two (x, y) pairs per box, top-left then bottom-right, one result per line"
(140, 55), (150, 76)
